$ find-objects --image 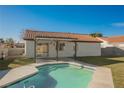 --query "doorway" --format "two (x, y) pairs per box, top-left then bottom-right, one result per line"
(36, 43), (49, 58)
